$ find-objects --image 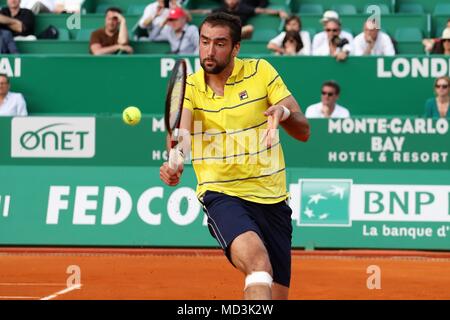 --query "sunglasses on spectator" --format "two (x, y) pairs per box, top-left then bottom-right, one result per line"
(436, 84), (449, 89)
(326, 29), (339, 32)
(321, 91), (335, 96)
(443, 39), (450, 43)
